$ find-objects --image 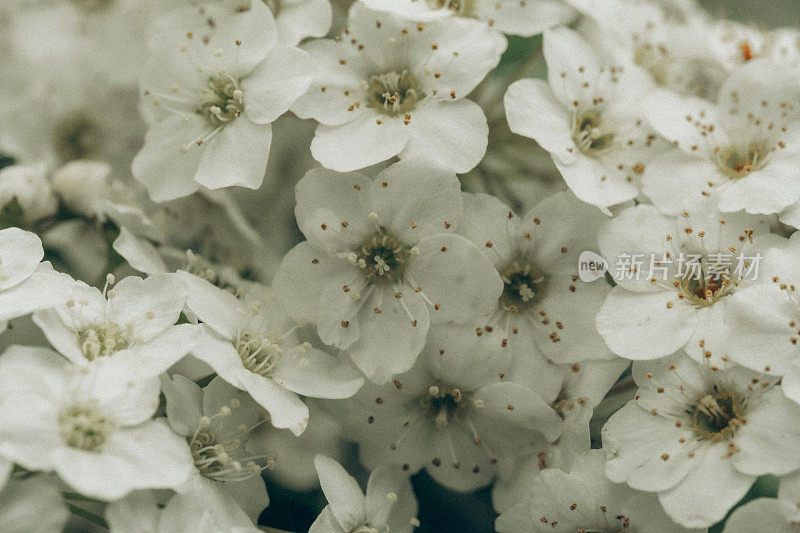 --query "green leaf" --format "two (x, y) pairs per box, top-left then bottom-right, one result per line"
(0, 197), (25, 230)
(65, 502), (109, 530)
(0, 155), (14, 171)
